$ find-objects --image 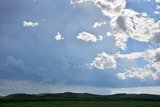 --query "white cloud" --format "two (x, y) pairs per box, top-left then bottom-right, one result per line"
(72, 0), (160, 50)
(98, 35), (103, 40)
(154, 11), (160, 14)
(91, 48), (160, 70)
(94, 0), (127, 19)
(93, 1), (159, 48)
(70, 0), (93, 4)
(155, 0), (160, 3)
(117, 48), (160, 63)
(106, 32), (112, 36)
(150, 32), (160, 45)
(114, 48), (160, 62)
(23, 21), (38, 27)
(77, 31), (102, 42)
(117, 62), (160, 80)
(91, 52), (117, 69)
(115, 52), (143, 60)
(117, 68), (150, 80)
(71, 0), (126, 19)
(157, 5), (160, 9)
(72, 0), (160, 81)
(143, 48), (160, 62)
(54, 32), (64, 41)
(141, 12), (148, 17)
(115, 48), (160, 80)
(110, 9), (160, 50)
(93, 21), (106, 28)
